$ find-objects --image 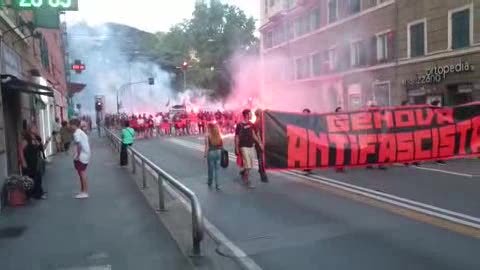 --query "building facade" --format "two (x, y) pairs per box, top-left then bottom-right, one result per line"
(259, 0), (480, 112)
(0, 4), (68, 181)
